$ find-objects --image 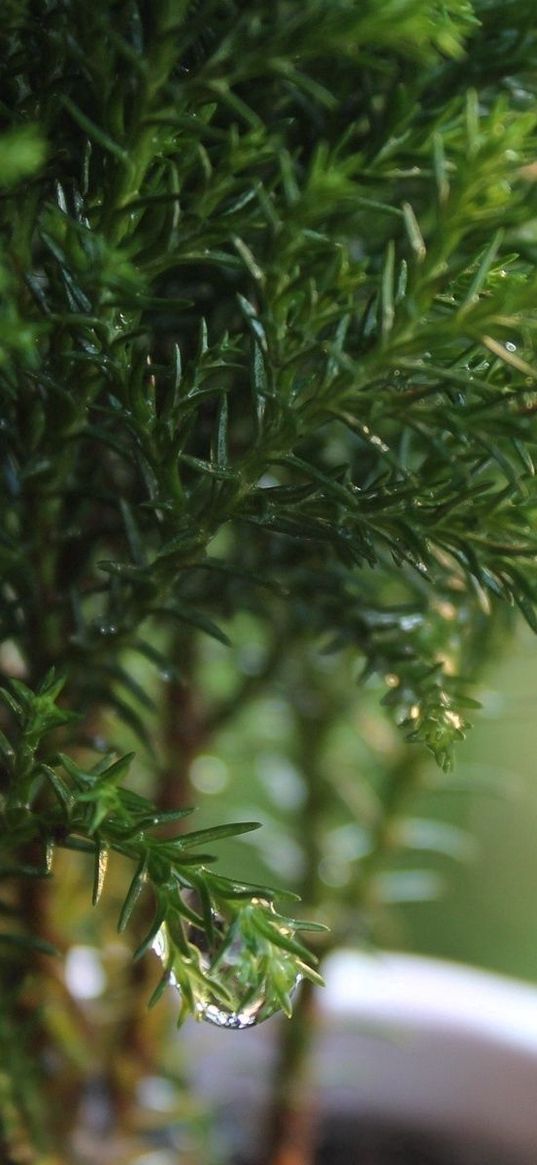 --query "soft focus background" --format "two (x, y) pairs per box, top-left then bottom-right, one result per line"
(150, 619), (537, 1164)
(179, 617), (537, 984)
(398, 621), (537, 982)
(55, 614), (537, 1165)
